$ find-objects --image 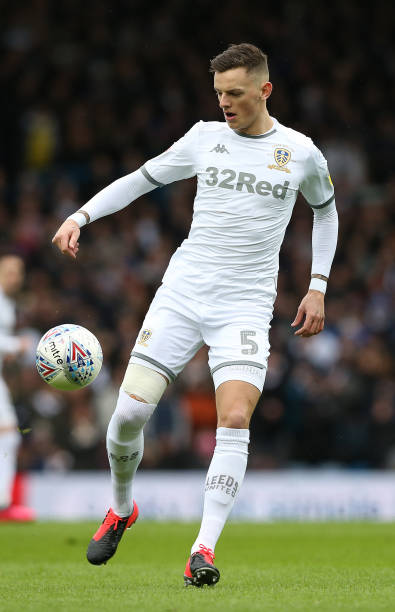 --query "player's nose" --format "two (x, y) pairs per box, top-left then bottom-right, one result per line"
(218, 94), (230, 109)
